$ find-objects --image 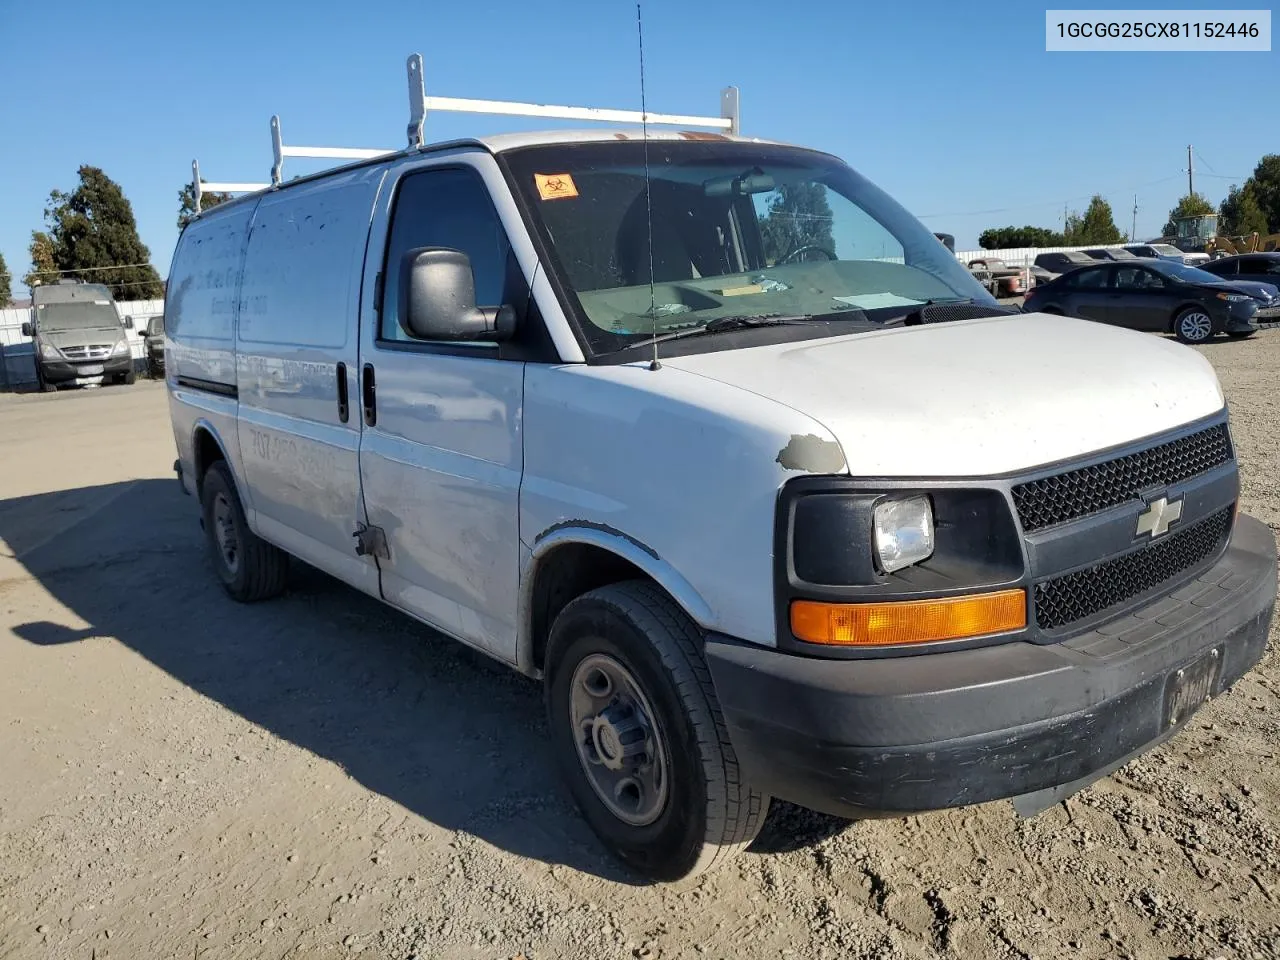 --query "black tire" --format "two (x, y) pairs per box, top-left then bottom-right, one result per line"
(545, 580), (769, 881)
(1173, 306), (1215, 344)
(121, 370), (137, 386)
(200, 460), (288, 602)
